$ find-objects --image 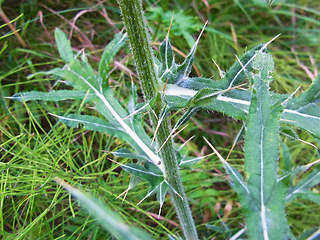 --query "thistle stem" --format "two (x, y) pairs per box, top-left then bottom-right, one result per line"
(117, 0), (198, 239)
